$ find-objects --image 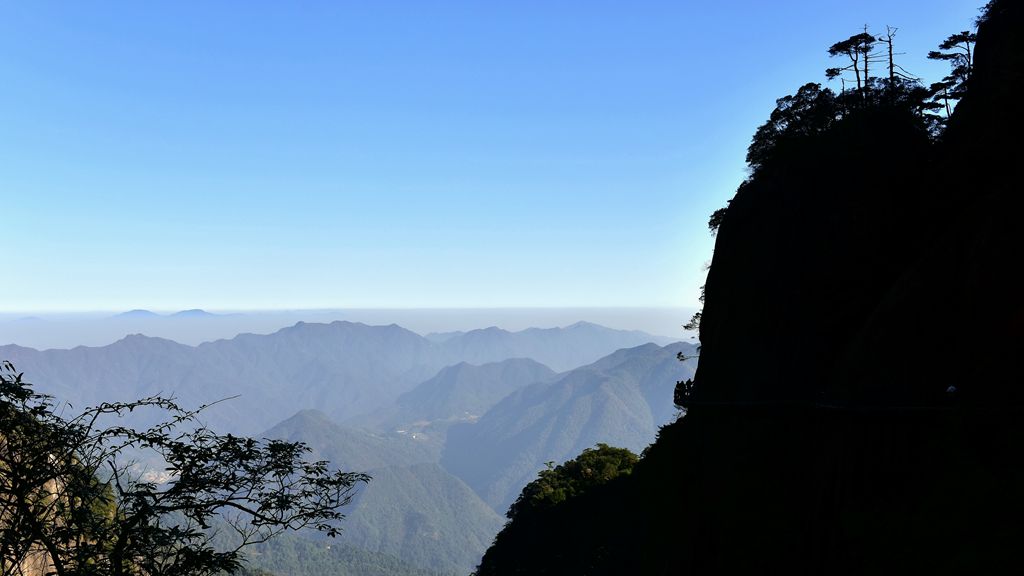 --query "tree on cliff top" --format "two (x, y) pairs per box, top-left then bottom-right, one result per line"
(0, 361), (369, 576)
(928, 31), (977, 116)
(504, 444), (638, 522)
(826, 31), (879, 92)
